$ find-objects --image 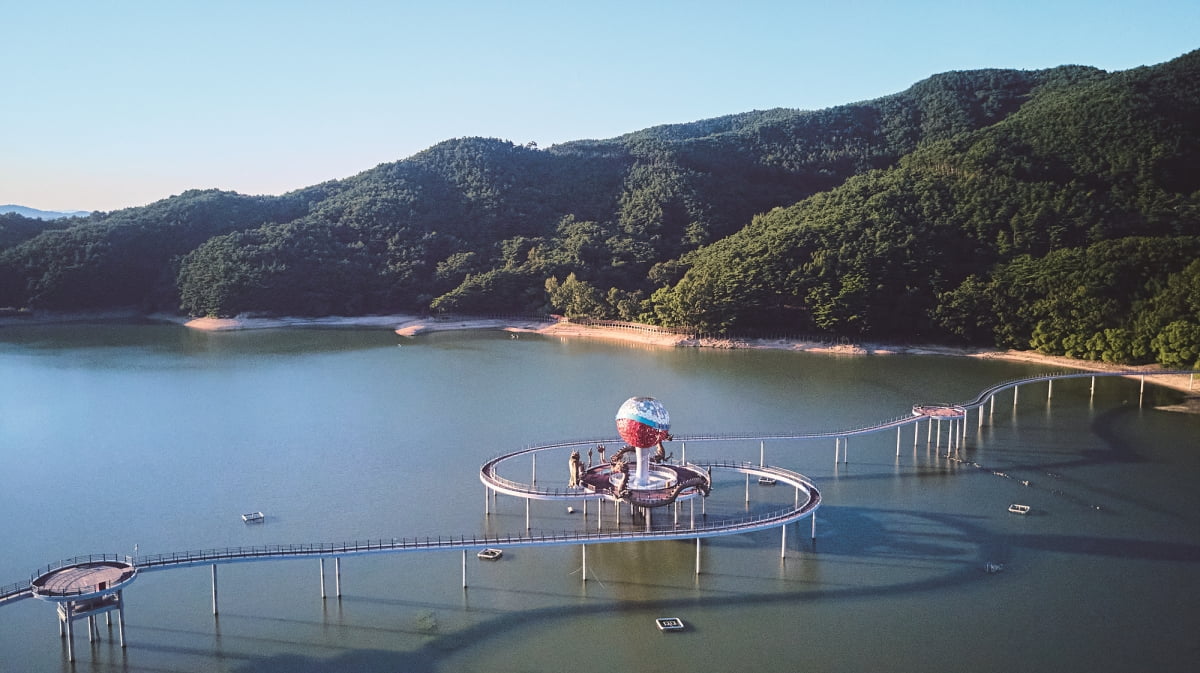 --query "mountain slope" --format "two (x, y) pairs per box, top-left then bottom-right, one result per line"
(0, 50), (1196, 367)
